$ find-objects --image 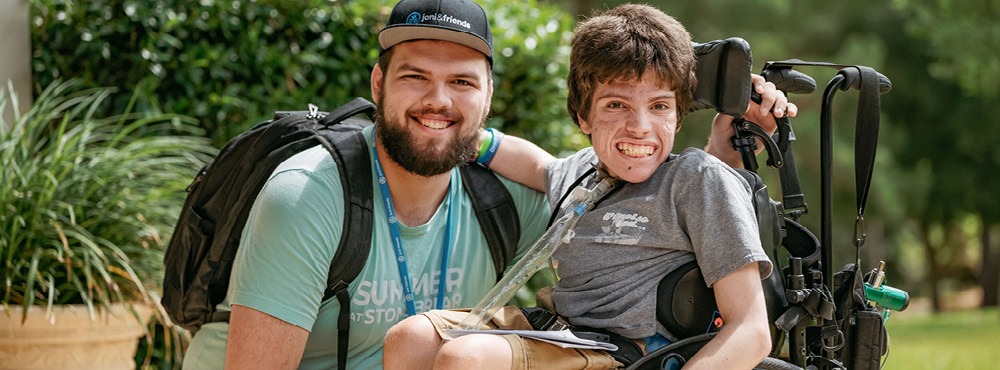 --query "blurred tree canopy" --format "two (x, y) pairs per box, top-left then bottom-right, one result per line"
(31, 0), (579, 150)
